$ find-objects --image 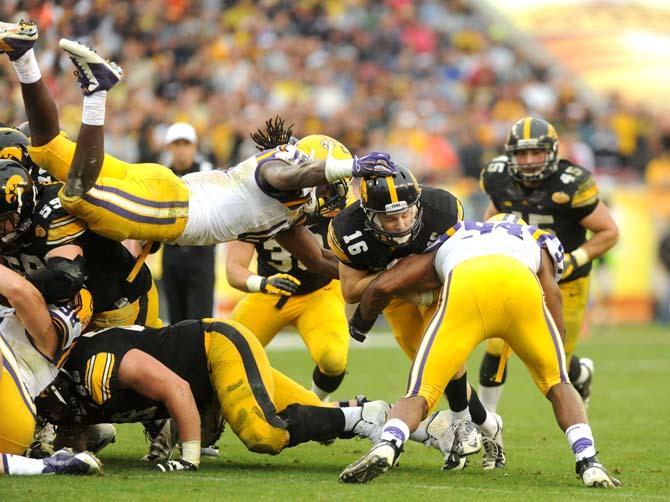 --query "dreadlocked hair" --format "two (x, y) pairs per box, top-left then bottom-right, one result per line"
(250, 116), (294, 151)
